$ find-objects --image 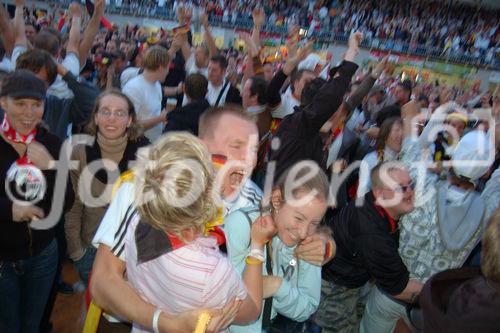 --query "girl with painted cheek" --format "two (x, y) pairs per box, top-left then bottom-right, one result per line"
(224, 165), (329, 333)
